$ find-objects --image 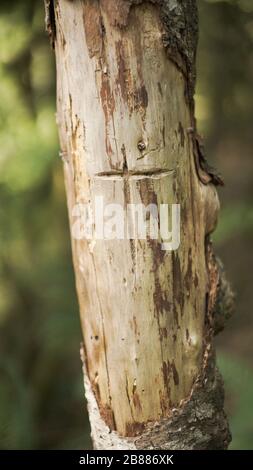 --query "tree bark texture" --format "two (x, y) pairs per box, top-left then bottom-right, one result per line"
(47, 0), (233, 449)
